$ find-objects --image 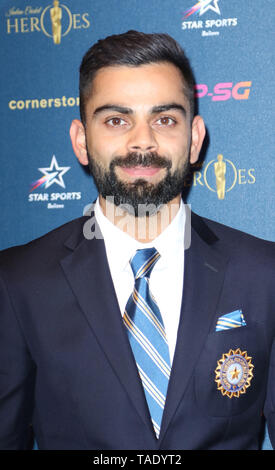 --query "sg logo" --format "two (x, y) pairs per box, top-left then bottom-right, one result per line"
(195, 82), (252, 101)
